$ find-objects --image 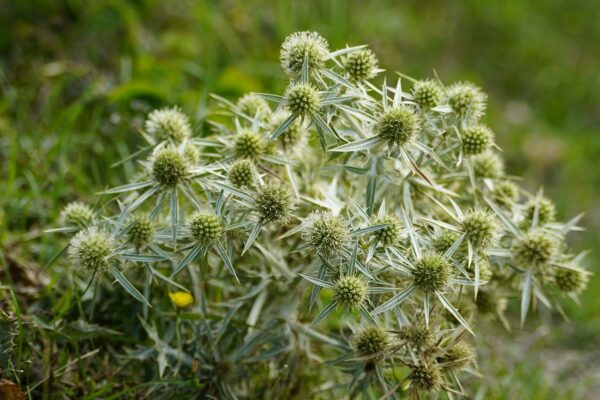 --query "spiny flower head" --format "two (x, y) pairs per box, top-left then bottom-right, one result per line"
(447, 82), (487, 121)
(377, 106), (421, 147)
(372, 215), (401, 246)
(270, 112), (304, 150)
(432, 230), (459, 253)
(334, 276), (367, 308)
(151, 147), (189, 186)
(512, 230), (555, 268)
(235, 129), (264, 159)
(285, 84), (320, 117)
(354, 326), (389, 358)
(398, 323), (435, 350)
(412, 253), (451, 292)
(169, 291), (194, 308)
(408, 363), (442, 393)
(523, 197), (557, 226)
(461, 209), (497, 249)
(228, 159), (255, 187)
(144, 107), (192, 143)
(302, 211), (349, 256)
(68, 228), (114, 271)
(472, 151), (504, 178)
(441, 343), (474, 369)
(255, 183), (295, 224)
(411, 79), (443, 108)
(127, 214), (154, 248)
(343, 48), (379, 82)
(494, 180), (519, 205)
(190, 212), (223, 246)
(280, 31), (329, 75)
(237, 93), (270, 120)
(183, 144), (200, 165)
(461, 124), (494, 155)
(60, 202), (93, 228)
(553, 268), (588, 294)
